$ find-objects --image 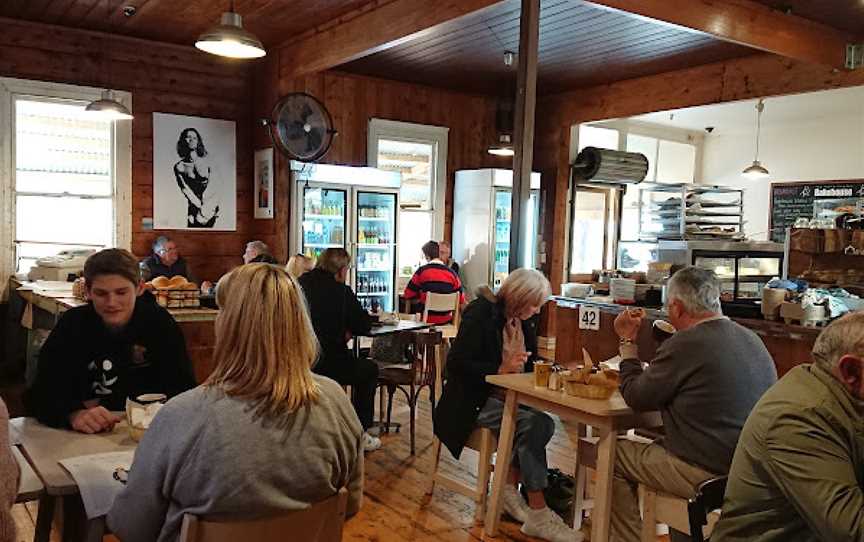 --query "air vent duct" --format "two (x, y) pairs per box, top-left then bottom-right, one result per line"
(572, 147), (649, 185)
